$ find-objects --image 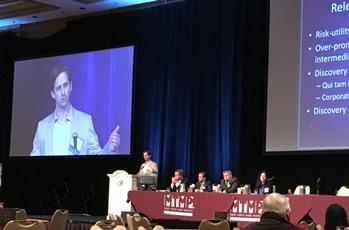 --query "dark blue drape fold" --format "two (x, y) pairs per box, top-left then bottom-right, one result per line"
(135, 0), (244, 186)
